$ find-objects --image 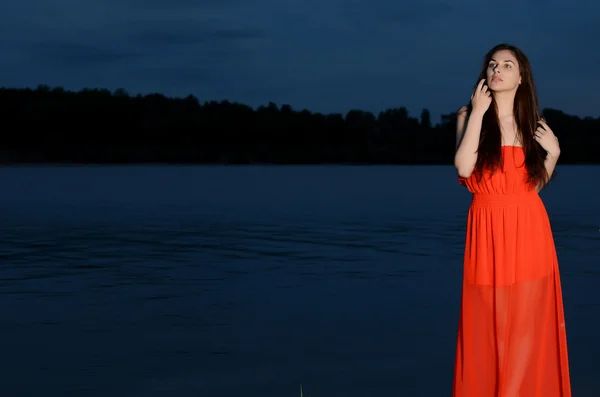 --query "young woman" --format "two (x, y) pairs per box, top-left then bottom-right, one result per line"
(452, 43), (571, 397)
